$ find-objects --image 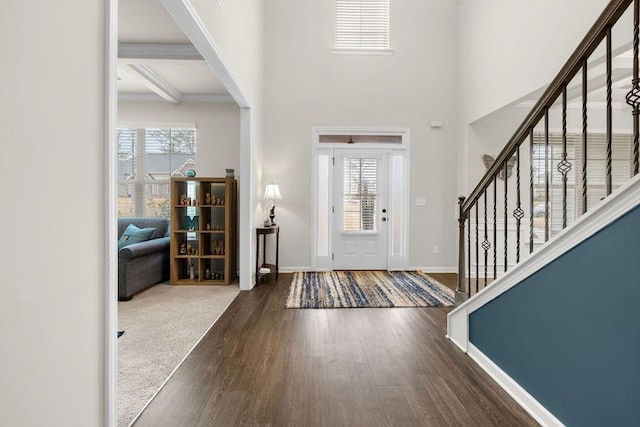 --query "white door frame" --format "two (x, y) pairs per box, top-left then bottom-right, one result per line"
(311, 127), (410, 271)
(105, 1), (255, 424)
